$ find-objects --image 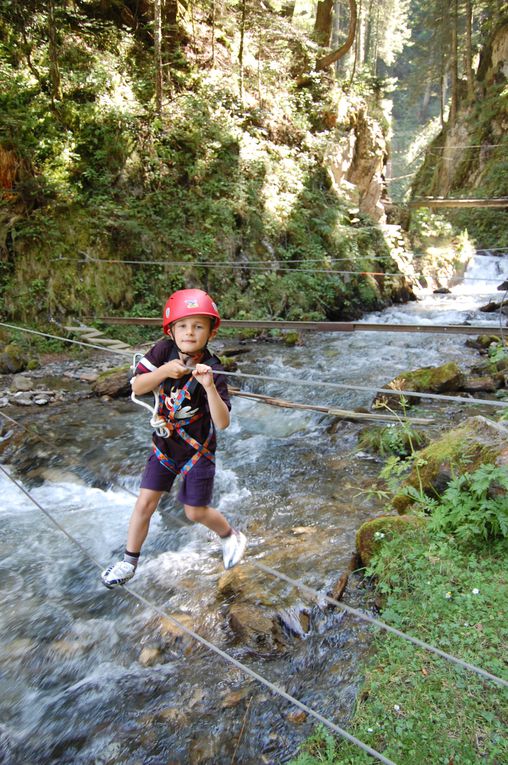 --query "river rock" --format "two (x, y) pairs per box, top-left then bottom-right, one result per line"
(92, 365), (131, 397)
(374, 361), (465, 408)
(0, 343), (28, 374)
(465, 334), (502, 351)
(228, 603), (283, 649)
(392, 416), (508, 513)
(139, 646), (163, 666)
(356, 515), (426, 566)
(462, 374), (500, 392)
(10, 374), (33, 392)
